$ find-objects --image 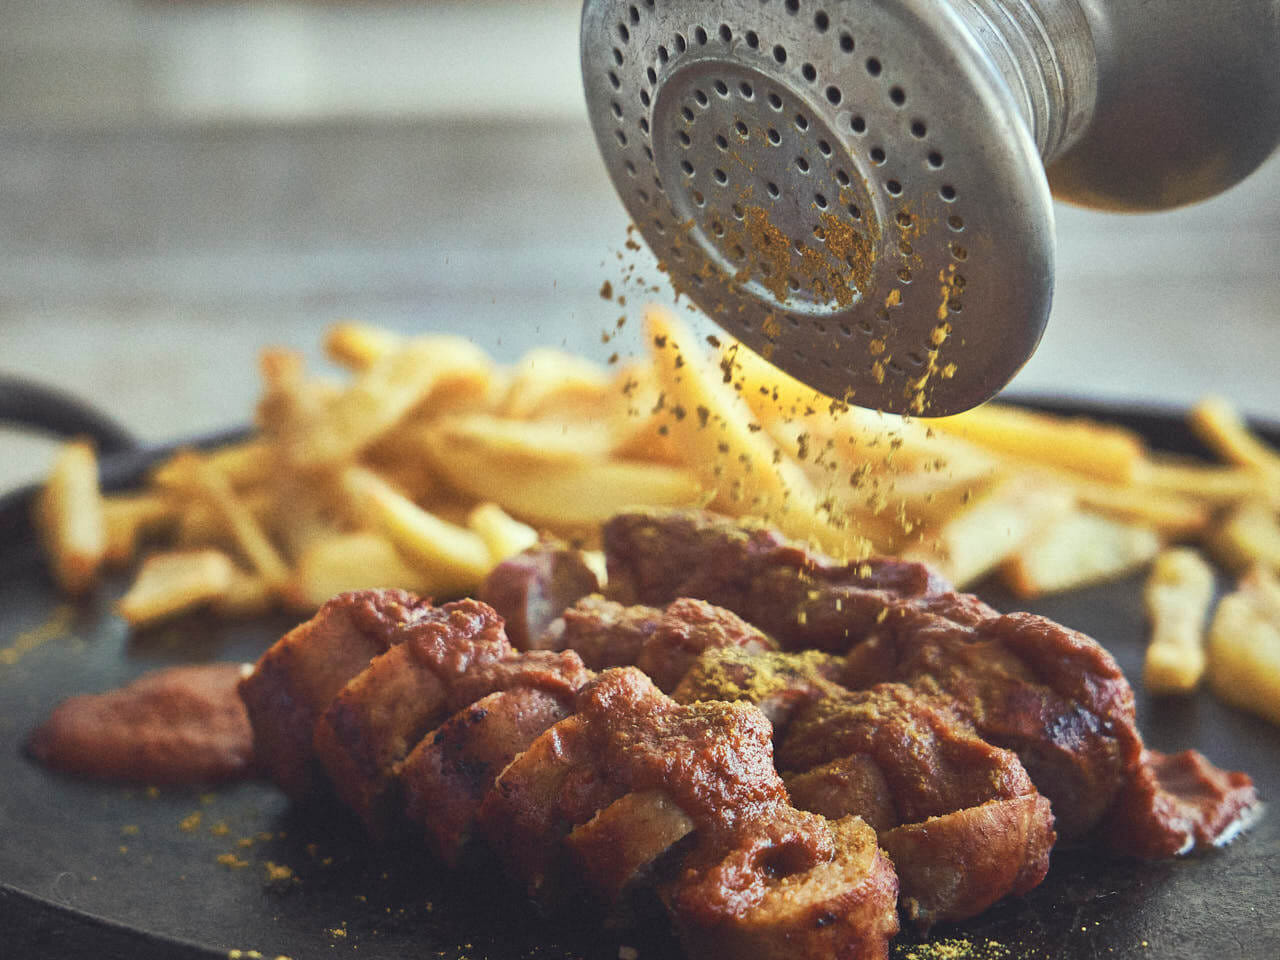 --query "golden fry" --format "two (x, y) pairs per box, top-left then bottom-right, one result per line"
(1188, 395), (1280, 482)
(719, 337), (832, 427)
(931, 403), (1146, 484)
(341, 465), (492, 594)
(644, 306), (868, 558)
(204, 440), (275, 490)
(1138, 456), (1269, 504)
(468, 503), (540, 565)
(35, 439), (106, 595)
(1047, 472), (1209, 538)
(324, 321), (402, 372)
(1003, 510), (1161, 598)
(102, 492), (177, 568)
(117, 549), (236, 626)
(1207, 568), (1280, 724)
(188, 457), (290, 589)
(212, 568), (277, 619)
(904, 477), (1075, 589)
(298, 336), (492, 468)
(423, 442), (703, 530)
(609, 362), (687, 465)
(1143, 548), (1215, 694)
(287, 532), (428, 612)
(427, 414), (618, 466)
(1208, 499), (1280, 572)
(175, 487), (276, 551)
(501, 348), (614, 420)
